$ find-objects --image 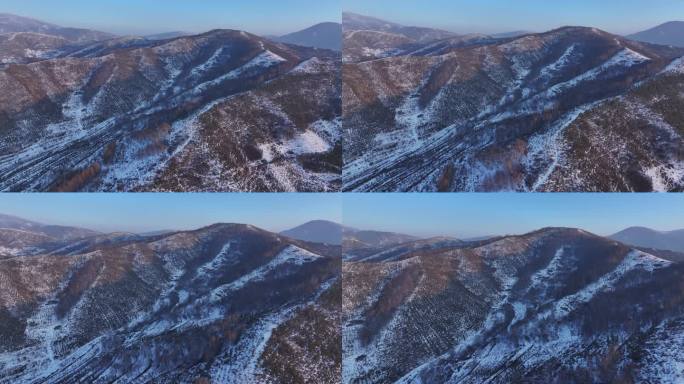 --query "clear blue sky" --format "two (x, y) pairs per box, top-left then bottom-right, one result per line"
(343, 193), (684, 238)
(1, 0), (340, 36)
(0, 193), (341, 234)
(344, 0), (684, 35)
